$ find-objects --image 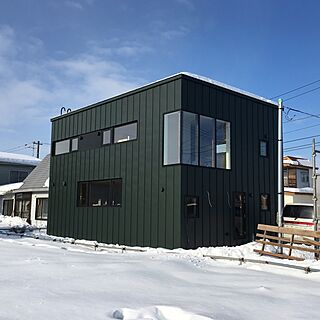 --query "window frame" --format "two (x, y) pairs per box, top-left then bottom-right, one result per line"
(114, 121), (138, 144)
(259, 140), (268, 157)
(3, 199), (14, 216)
(77, 178), (122, 208)
(35, 198), (48, 220)
(163, 110), (231, 170)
